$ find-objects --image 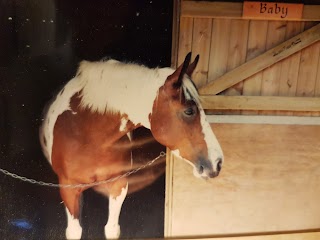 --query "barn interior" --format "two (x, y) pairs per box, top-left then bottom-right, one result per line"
(1, 0), (320, 239)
